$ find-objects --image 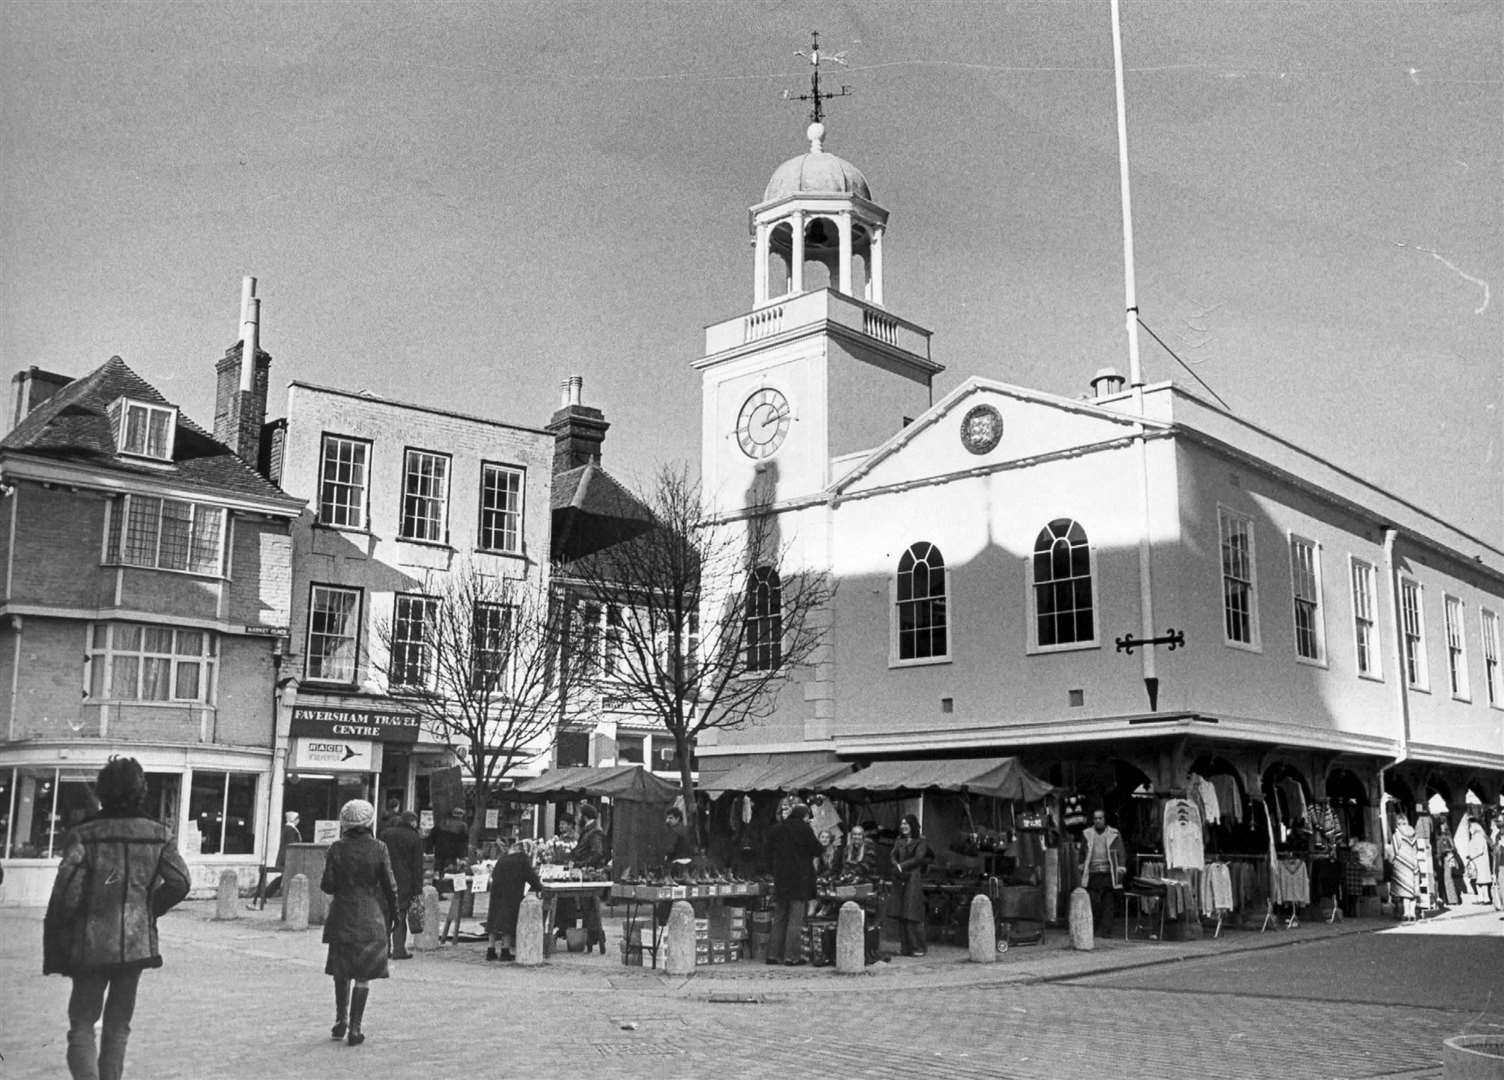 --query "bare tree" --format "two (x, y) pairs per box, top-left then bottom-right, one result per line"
(559, 464), (834, 819)
(373, 562), (583, 846)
